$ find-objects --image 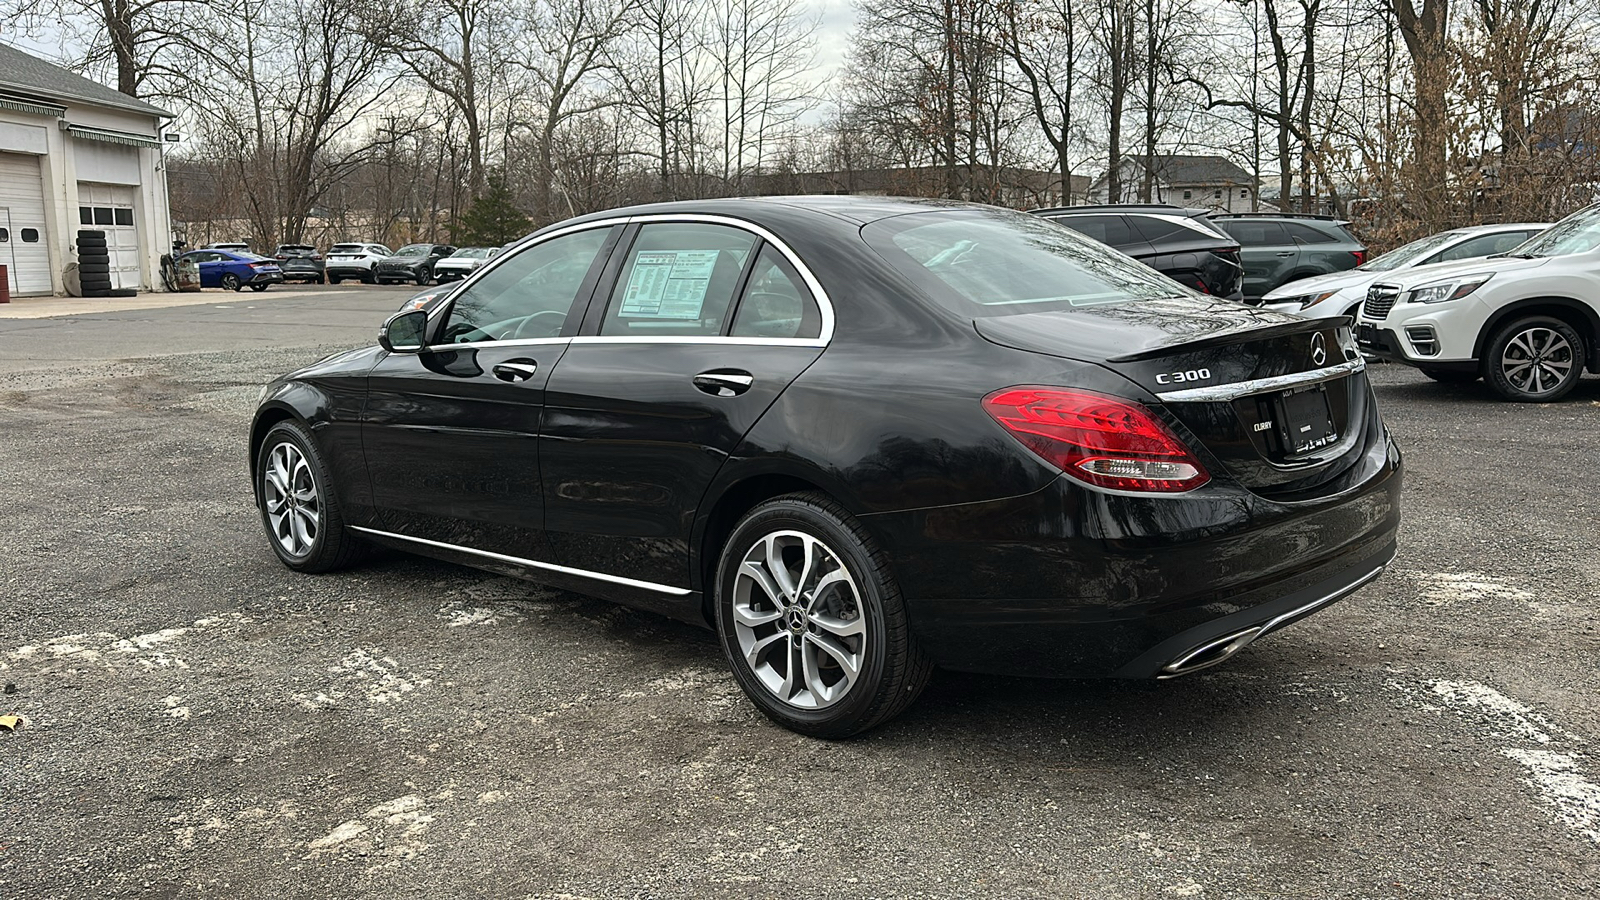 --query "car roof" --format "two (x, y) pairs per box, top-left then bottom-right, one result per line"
(1446, 223), (1551, 235)
(559, 195), (996, 231)
(1032, 204), (1213, 218)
